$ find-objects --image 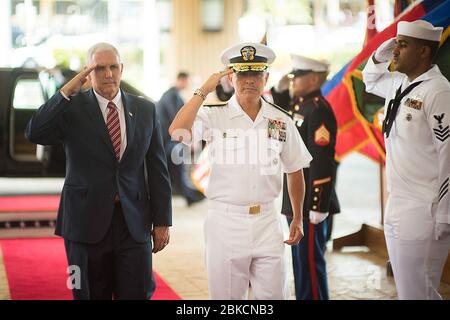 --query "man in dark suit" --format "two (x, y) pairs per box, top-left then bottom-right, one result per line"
(25, 42), (172, 300)
(156, 72), (204, 206)
(271, 54), (340, 300)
